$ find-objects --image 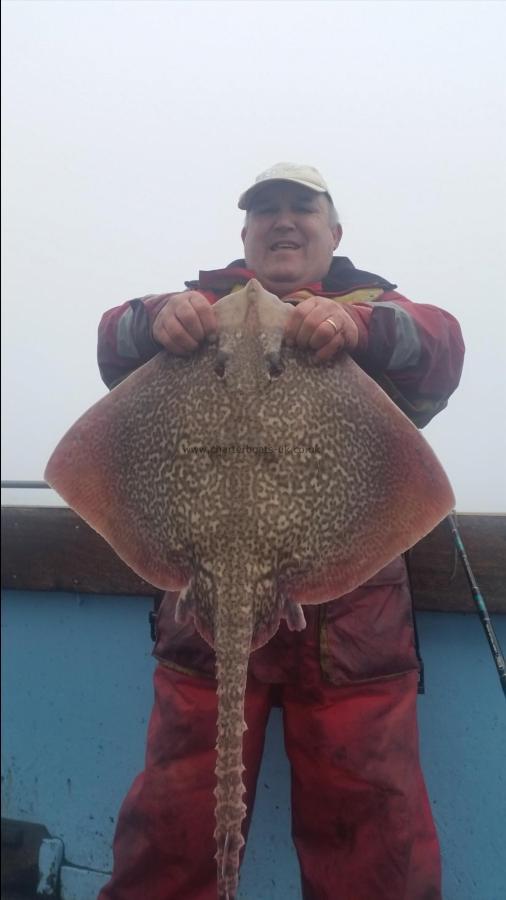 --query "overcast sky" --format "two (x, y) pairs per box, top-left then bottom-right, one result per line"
(2, 0), (505, 512)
